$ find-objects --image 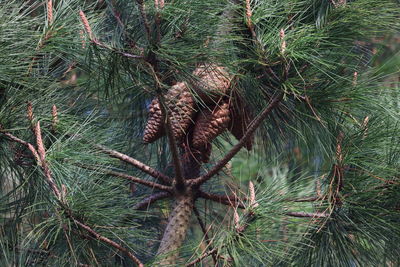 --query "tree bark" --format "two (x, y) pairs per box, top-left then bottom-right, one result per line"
(156, 149), (200, 265)
(156, 192), (194, 265)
